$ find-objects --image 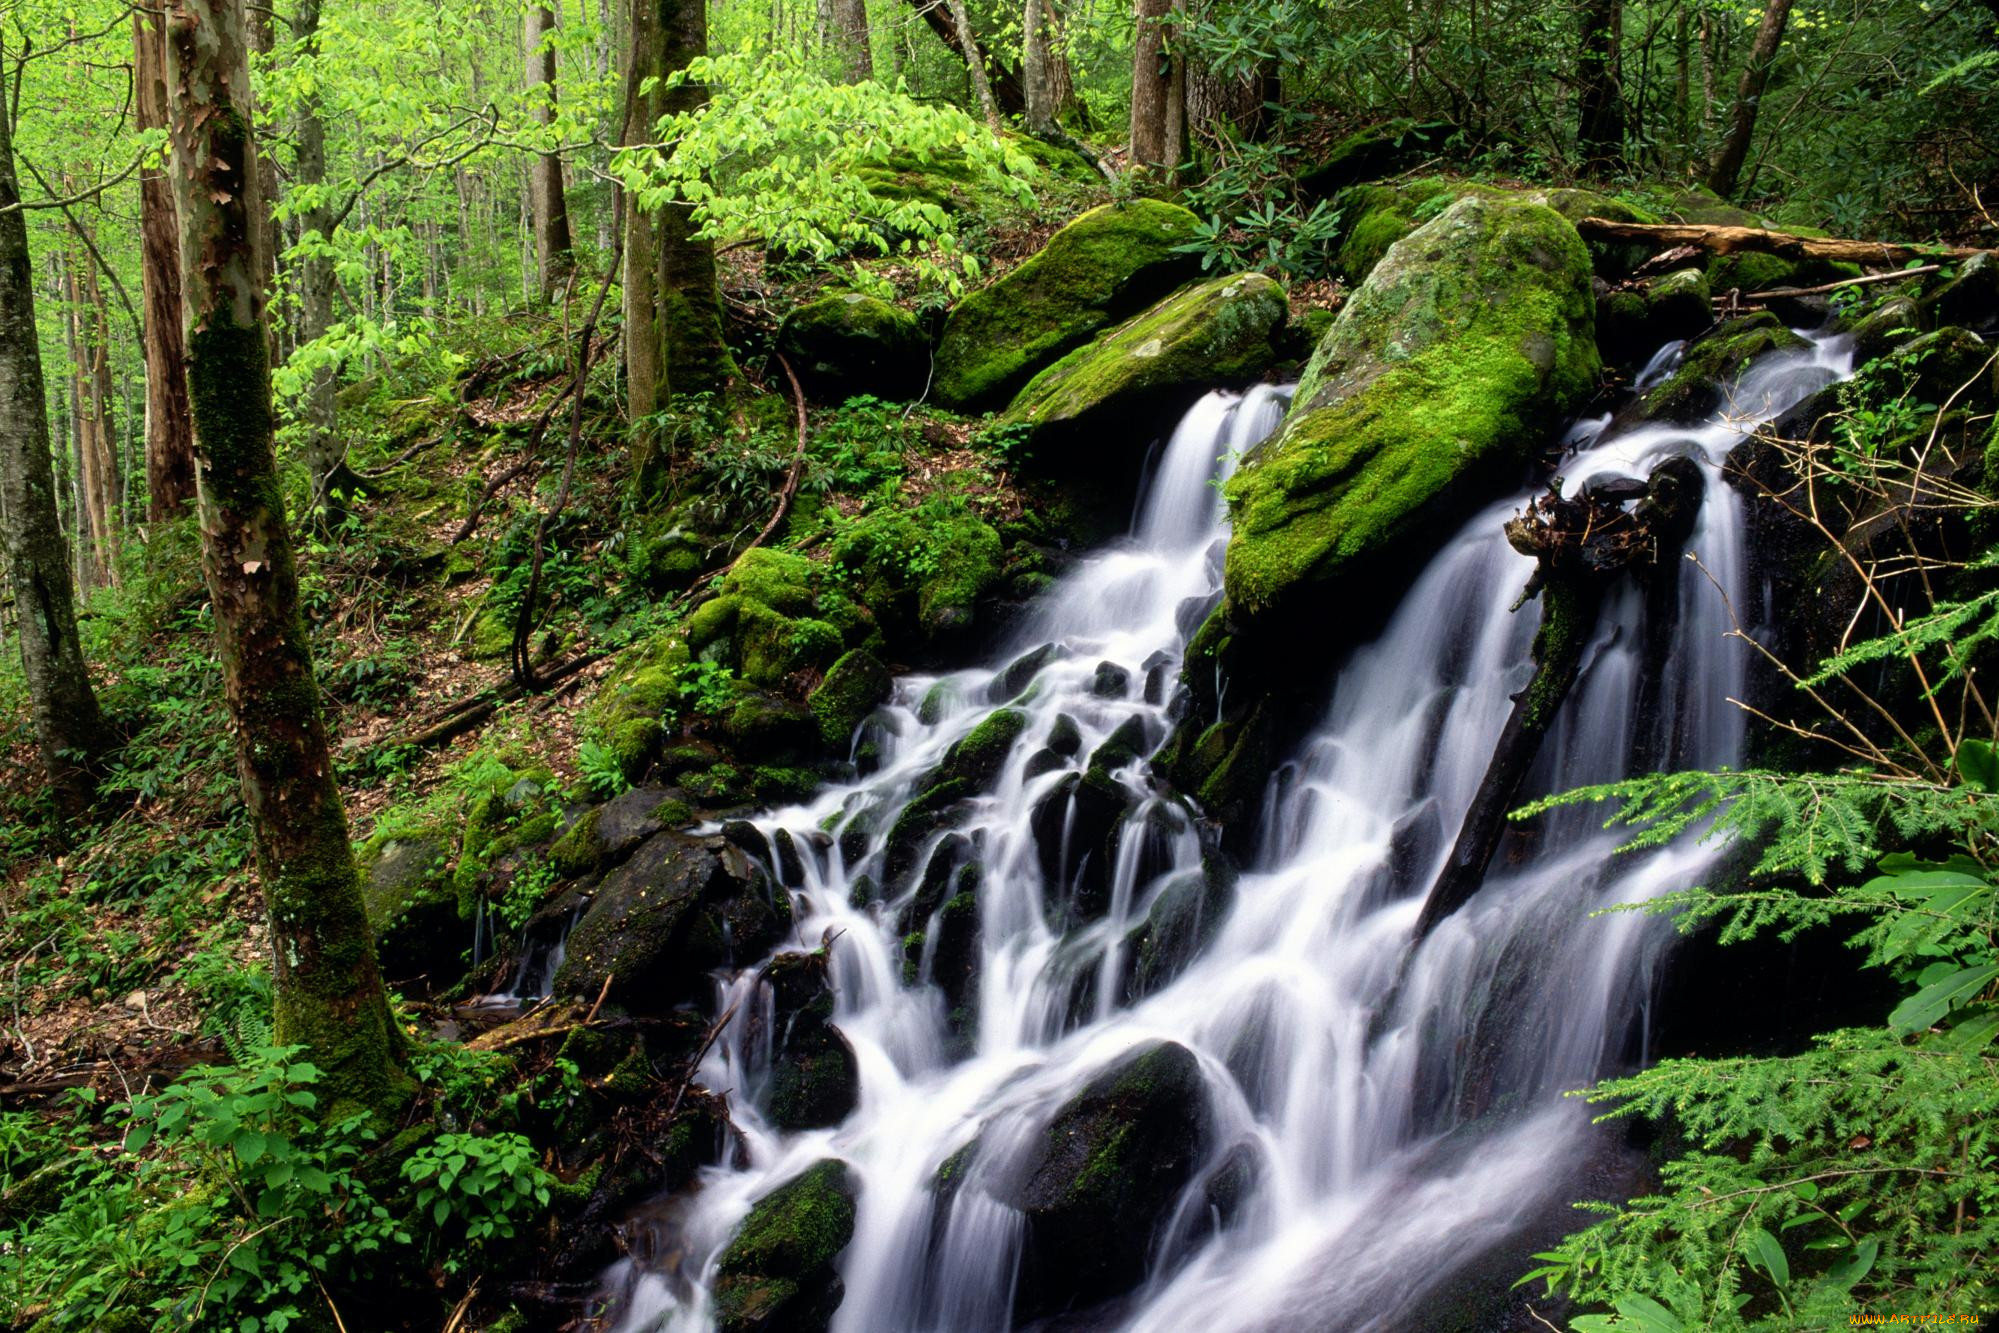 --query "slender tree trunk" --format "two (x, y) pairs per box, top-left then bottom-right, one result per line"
(134, 8), (197, 522)
(1023, 0), (1054, 133)
(899, 0), (1026, 117)
(289, 0), (346, 508)
(248, 4), (280, 328)
(621, 0), (663, 480)
(80, 254), (122, 572)
(945, 0), (1001, 128)
(654, 0), (736, 393)
(1576, 0), (1626, 172)
(829, 0), (871, 81)
(1707, 0), (1791, 197)
(163, 0), (403, 1115)
(0, 71), (111, 816)
(1130, 0), (1173, 169)
(525, 4), (575, 301)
